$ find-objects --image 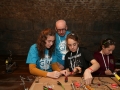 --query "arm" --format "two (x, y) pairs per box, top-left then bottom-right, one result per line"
(29, 64), (61, 78)
(84, 59), (100, 85)
(51, 62), (61, 71)
(93, 52), (106, 75)
(29, 64), (47, 77)
(52, 62), (71, 76)
(52, 62), (72, 76)
(82, 48), (100, 71)
(88, 59), (100, 72)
